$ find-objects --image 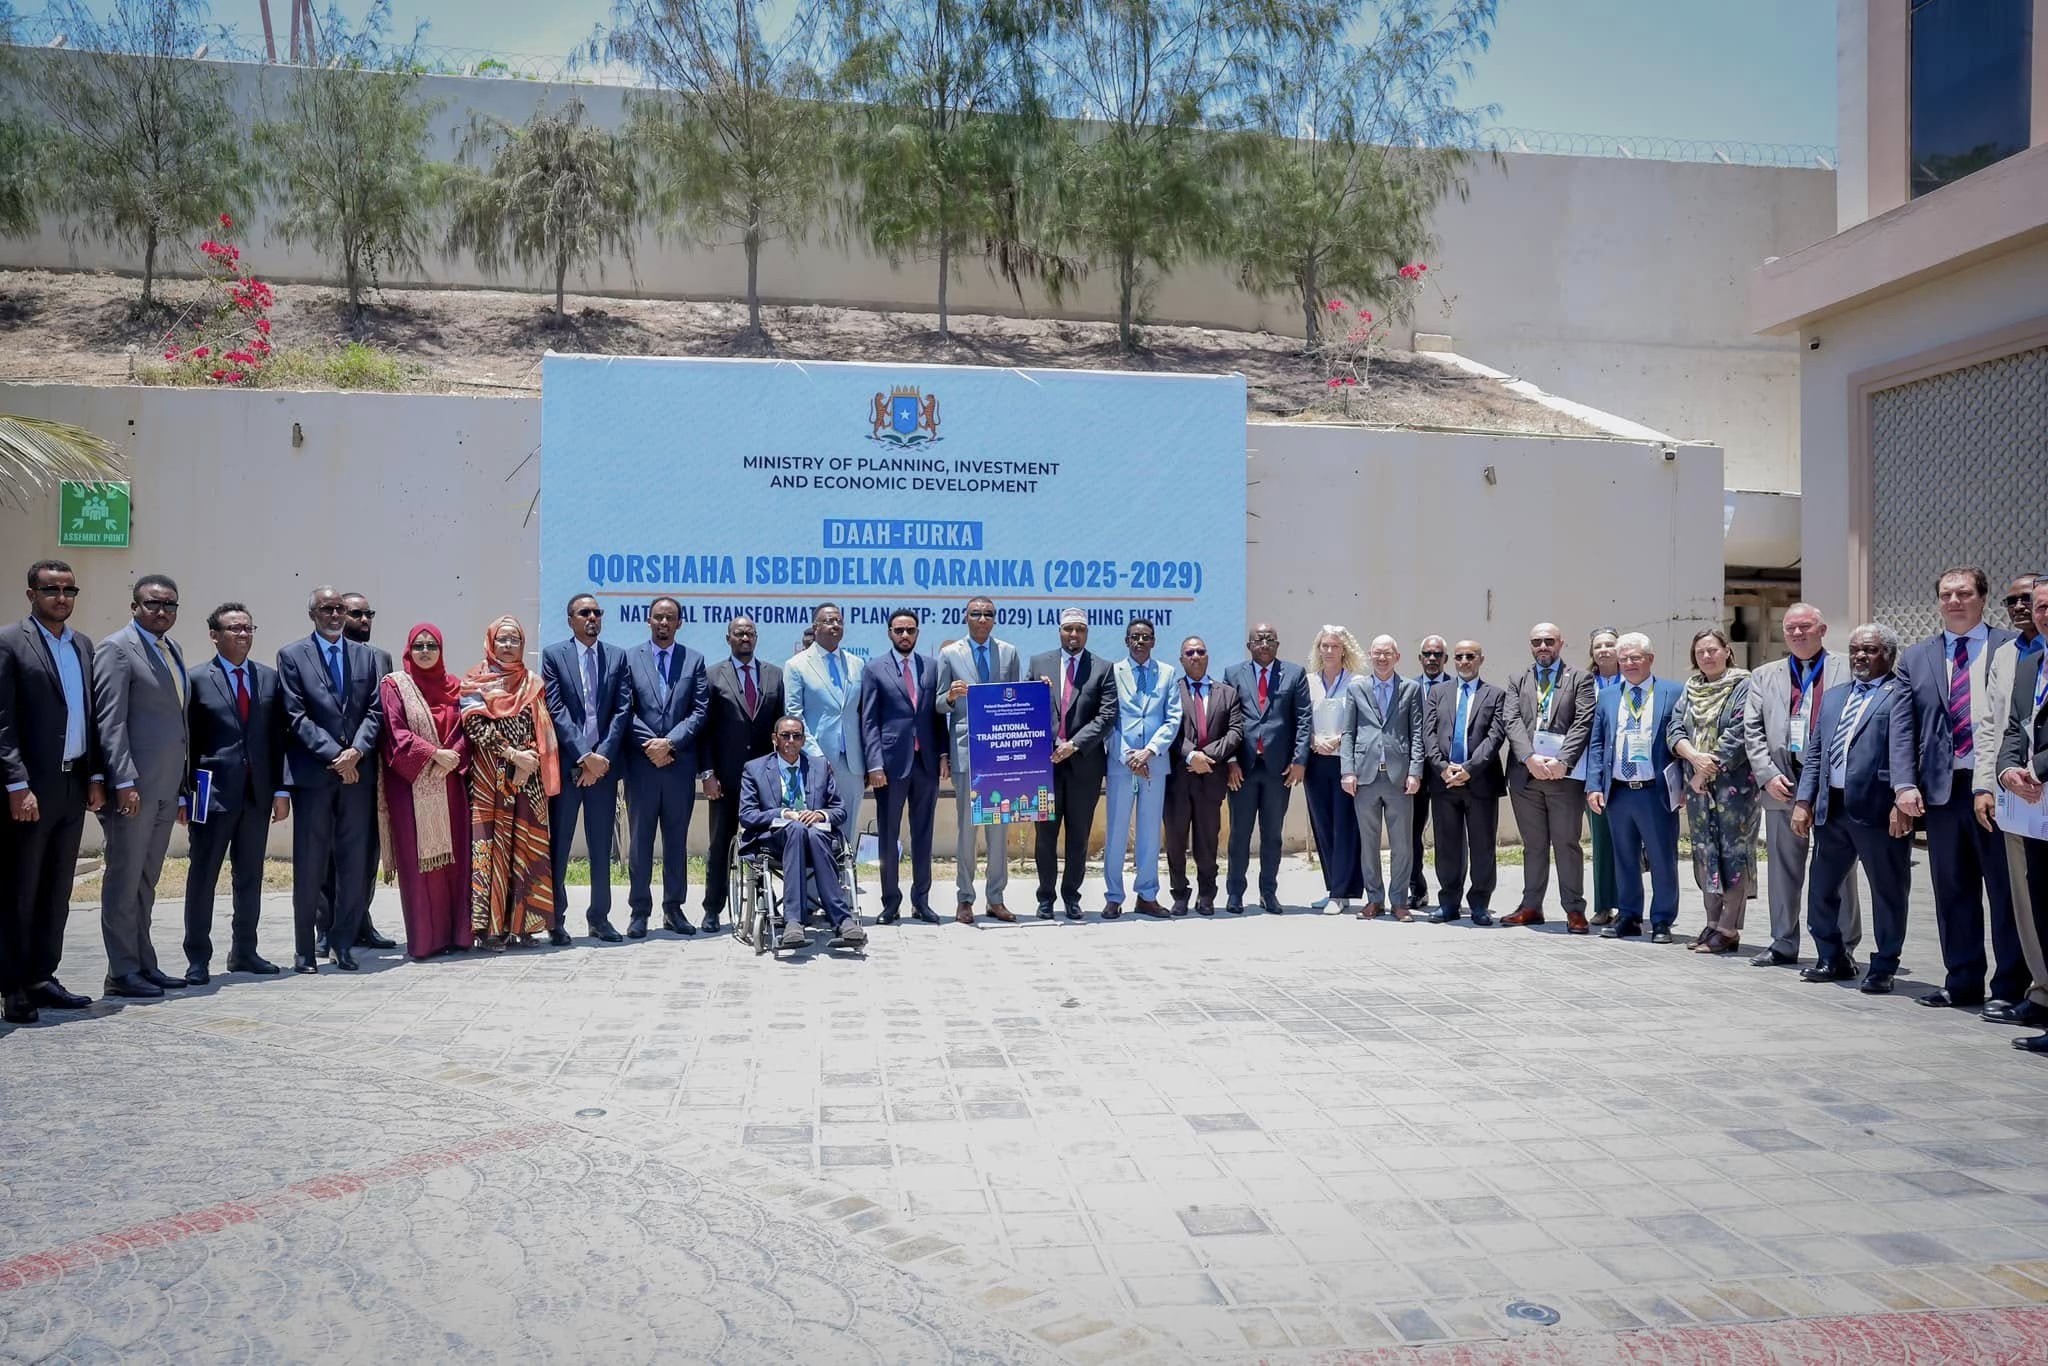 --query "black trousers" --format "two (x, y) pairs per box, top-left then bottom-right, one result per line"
(318, 762), (386, 937)
(1808, 796), (1912, 978)
(1431, 788), (1500, 912)
(293, 778), (376, 959)
(1226, 763), (1292, 902)
(701, 784), (742, 916)
(184, 796), (270, 967)
(1408, 791), (1432, 903)
(0, 769), (88, 993)
(549, 774), (619, 926)
(1165, 769), (1227, 902)
(875, 765), (939, 914)
(1037, 758), (1104, 907)
(1925, 771), (2026, 1001)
